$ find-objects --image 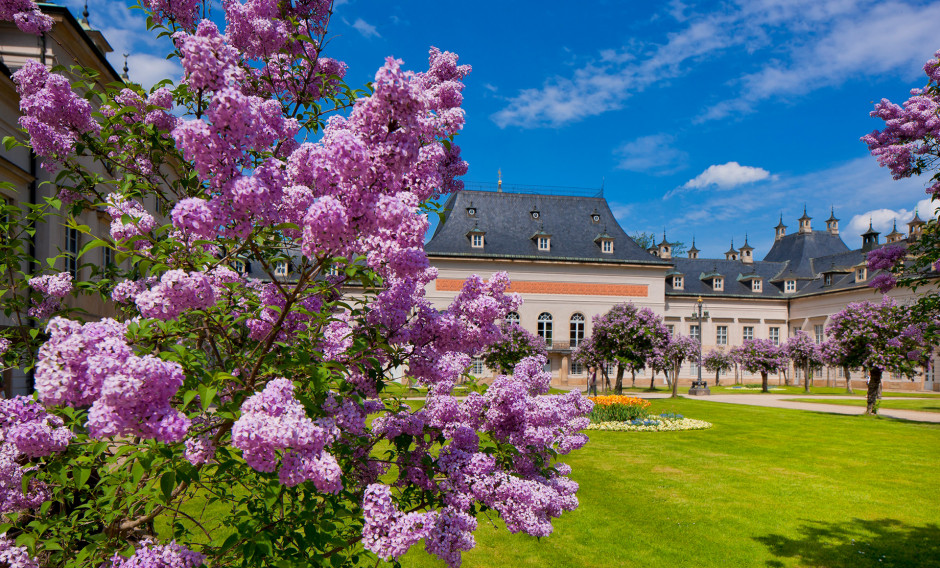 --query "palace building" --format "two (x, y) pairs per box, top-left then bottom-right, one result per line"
(424, 184), (939, 391)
